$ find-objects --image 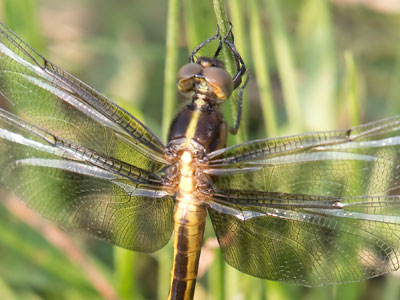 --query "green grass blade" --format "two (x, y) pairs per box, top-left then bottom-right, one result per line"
(229, 0), (249, 143)
(249, 0), (277, 137)
(213, 0), (249, 144)
(114, 247), (142, 300)
(297, 0), (336, 130)
(344, 50), (361, 127)
(388, 42), (400, 114)
(208, 250), (225, 300)
(0, 277), (18, 300)
(264, 0), (303, 132)
(182, 1), (214, 52)
(160, 0), (180, 297)
(157, 240), (174, 300)
(3, 0), (44, 52)
(162, 0), (180, 140)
